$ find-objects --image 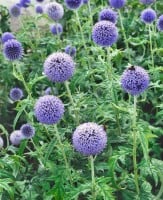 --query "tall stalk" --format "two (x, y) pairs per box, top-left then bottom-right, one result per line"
(90, 155), (96, 200)
(148, 25), (154, 68)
